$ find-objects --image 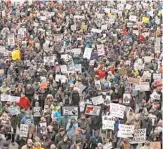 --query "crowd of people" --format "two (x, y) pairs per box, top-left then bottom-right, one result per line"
(0, 0), (162, 149)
